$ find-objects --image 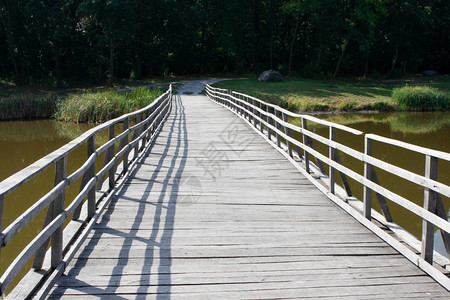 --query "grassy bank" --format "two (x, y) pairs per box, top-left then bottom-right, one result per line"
(212, 76), (450, 112)
(0, 92), (58, 120)
(54, 87), (164, 123)
(0, 79), (168, 122)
